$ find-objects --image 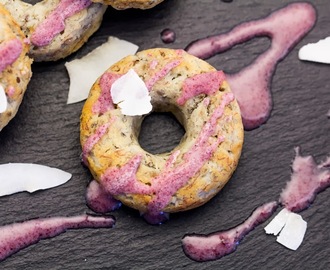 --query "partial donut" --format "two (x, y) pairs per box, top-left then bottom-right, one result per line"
(80, 48), (244, 217)
(91, 0), (164, 9)
(0, 4), (32, 132)
(2, 0), (107, 62)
